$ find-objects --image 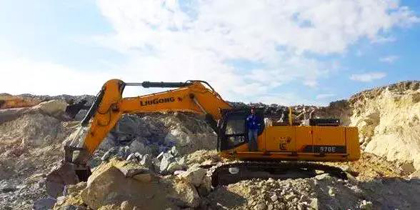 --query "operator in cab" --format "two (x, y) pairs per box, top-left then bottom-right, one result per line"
(246, 107), (261, 151)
